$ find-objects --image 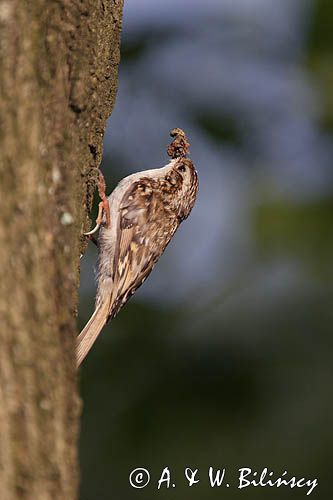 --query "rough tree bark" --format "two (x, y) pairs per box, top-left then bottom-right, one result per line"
(0, 1), (123, 498)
